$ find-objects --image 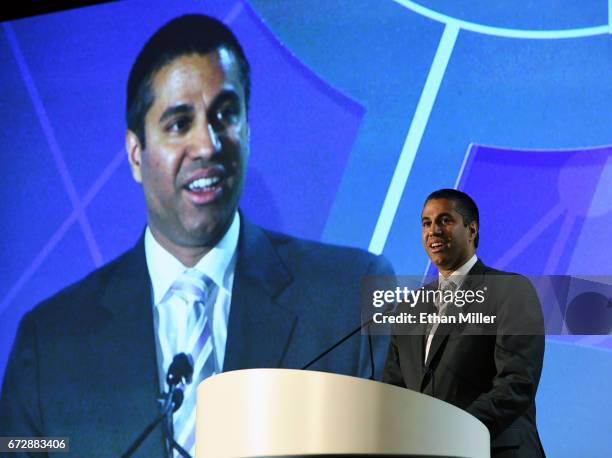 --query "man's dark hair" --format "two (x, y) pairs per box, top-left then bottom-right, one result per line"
(126, 14), (250, 148)
(424, 188), (480, 248)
